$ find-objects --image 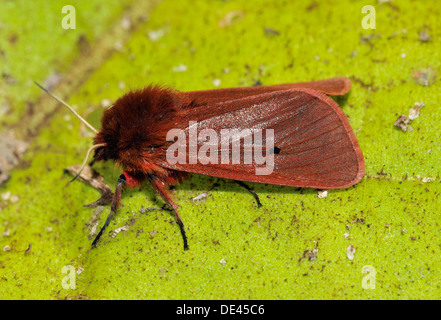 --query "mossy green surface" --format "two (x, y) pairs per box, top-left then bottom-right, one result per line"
(0, 0), (134, 128)
(1, 0), (440, 299)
